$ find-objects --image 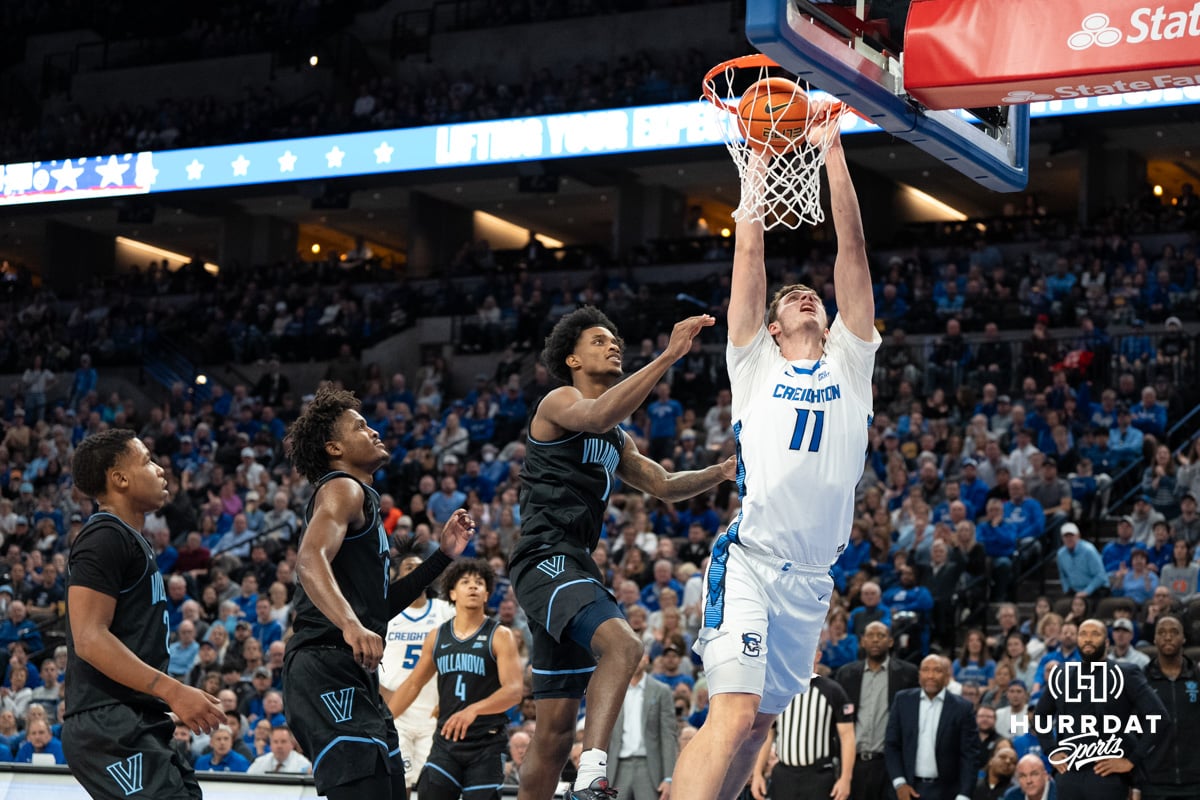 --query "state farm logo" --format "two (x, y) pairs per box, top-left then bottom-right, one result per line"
(1068, 13), (1123, 49)
(1068, 6), (1200, 50)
